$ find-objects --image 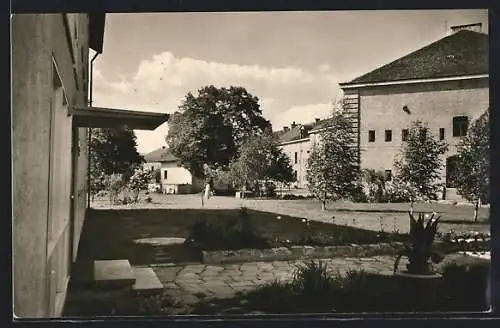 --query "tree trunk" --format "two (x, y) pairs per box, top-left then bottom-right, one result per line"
(473, 199), (480, 223)
(409, 198), (414, 215)
(322, 192), (327, 211)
